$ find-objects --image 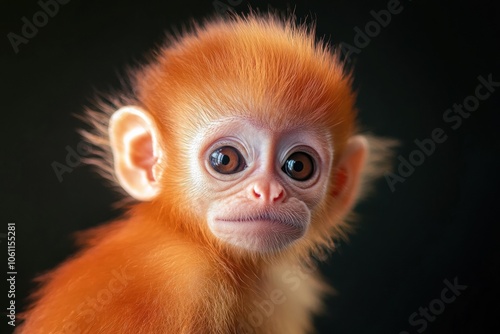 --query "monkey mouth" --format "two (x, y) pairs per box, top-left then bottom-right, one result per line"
(208, 204), (311, 252)
(211, 218), (306, 252)
(212, 212), (307, 249)
(217, 211), (304, 230)
(218, 212), (297, 225)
